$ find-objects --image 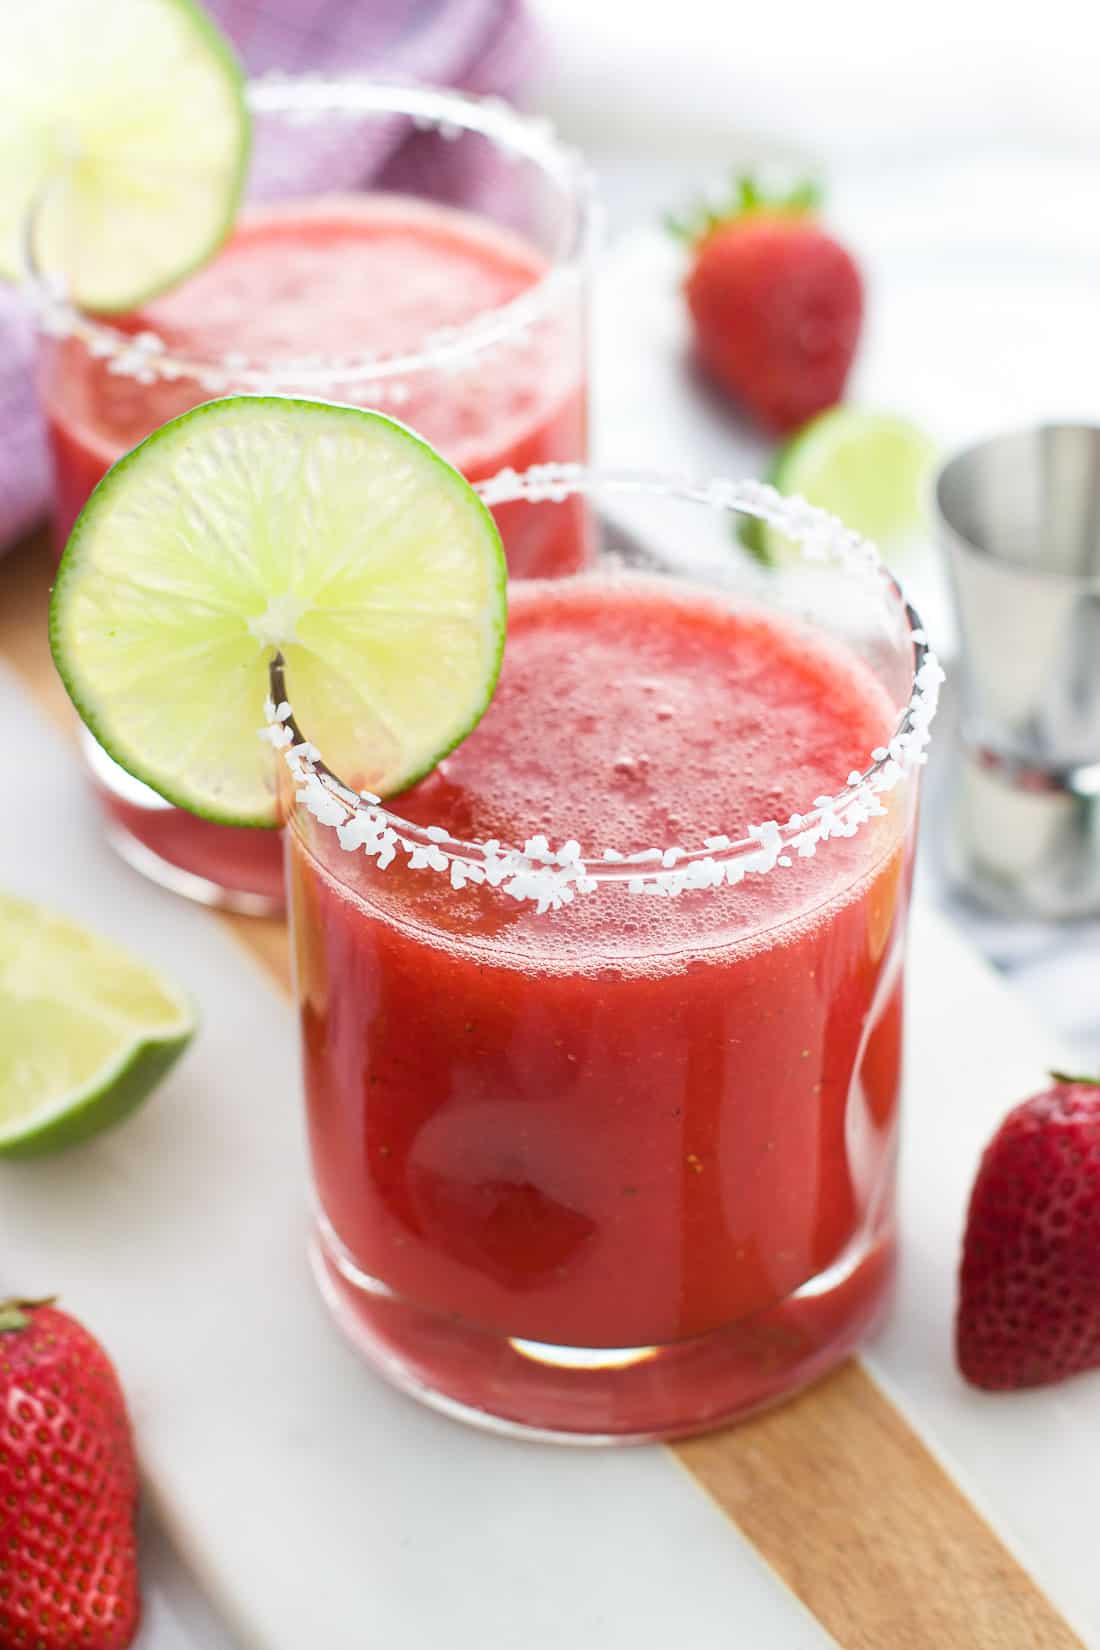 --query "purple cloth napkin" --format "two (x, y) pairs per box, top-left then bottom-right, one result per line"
(0, 0), (532, 550)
